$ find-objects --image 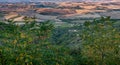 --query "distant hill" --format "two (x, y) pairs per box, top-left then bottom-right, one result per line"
(0, 0), (119, 2)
